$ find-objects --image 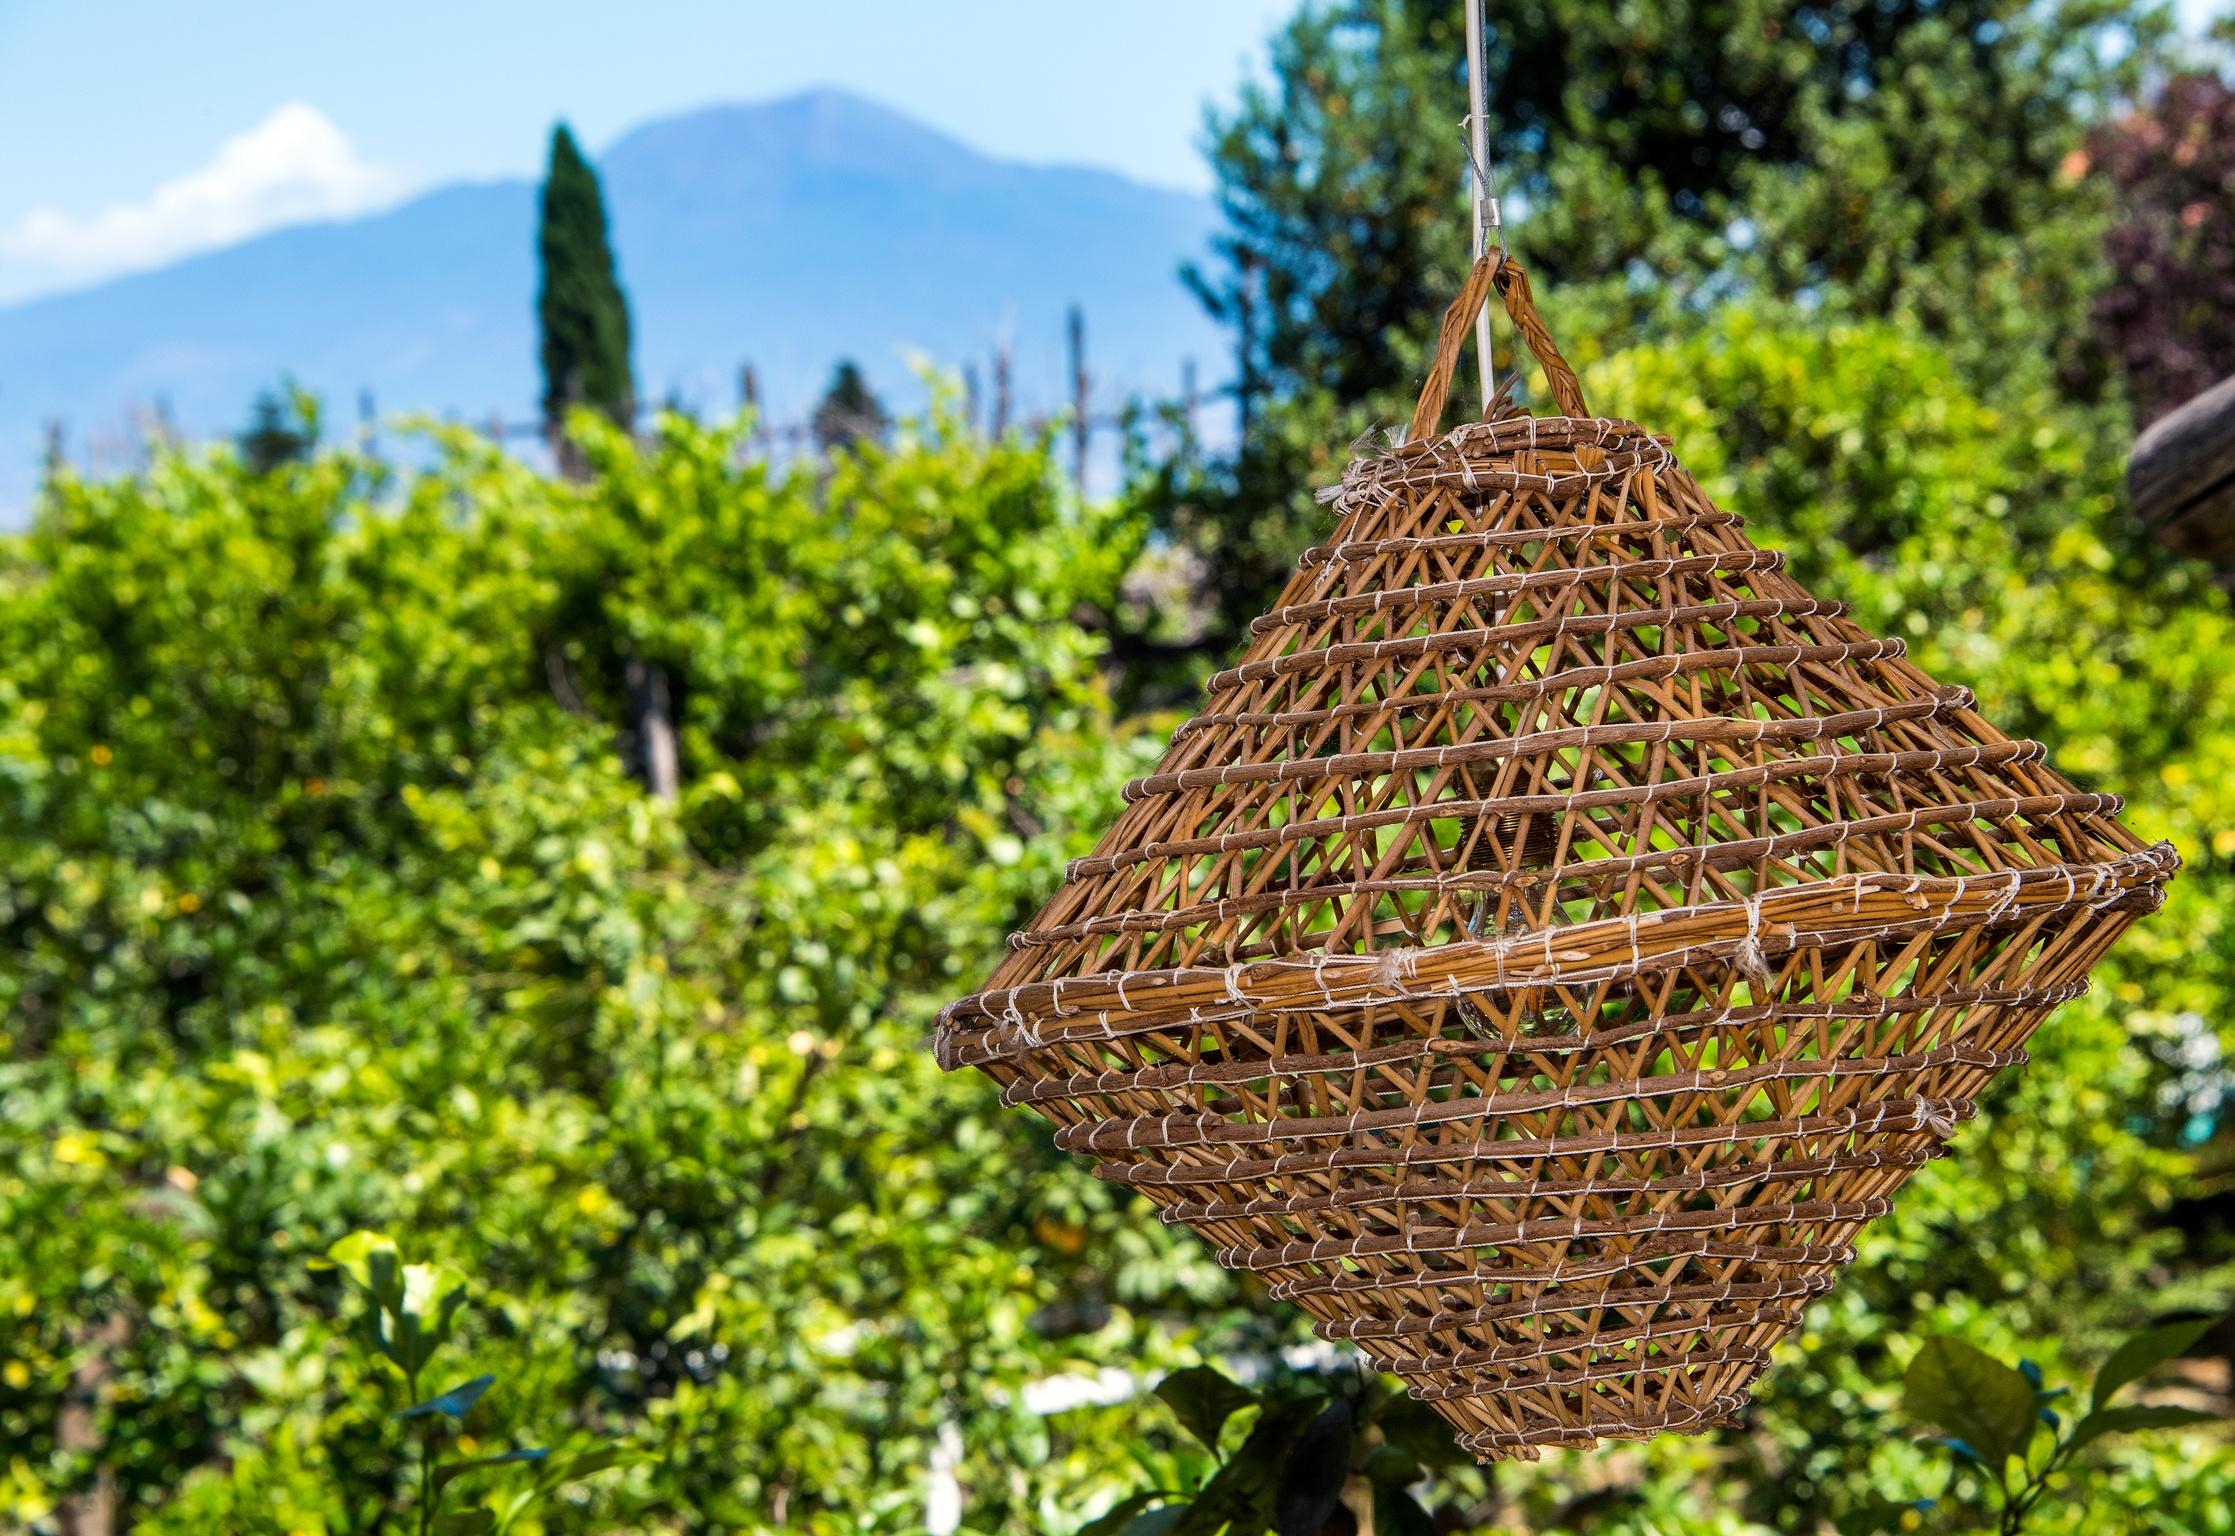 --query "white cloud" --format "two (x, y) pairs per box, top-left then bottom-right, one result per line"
(0, 103), (412, 302)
